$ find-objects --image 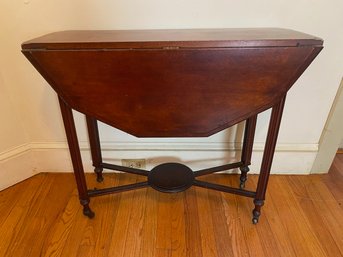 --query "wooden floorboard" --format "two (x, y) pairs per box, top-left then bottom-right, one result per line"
(0, 155), (342, 257)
